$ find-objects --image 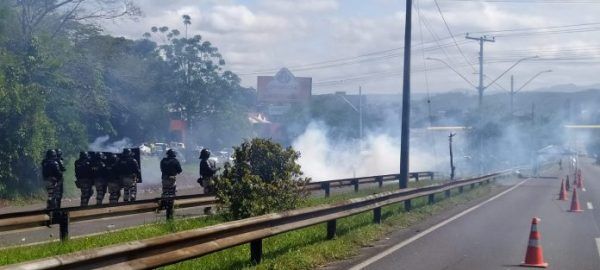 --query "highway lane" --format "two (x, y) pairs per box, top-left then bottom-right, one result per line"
(351, 161), (600, 270)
